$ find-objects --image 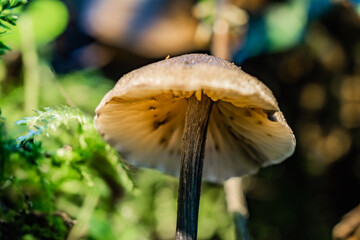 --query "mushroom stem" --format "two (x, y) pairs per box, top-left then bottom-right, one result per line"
(176, 93), (213, 240)
(225, 178), (250, 240)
